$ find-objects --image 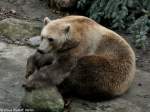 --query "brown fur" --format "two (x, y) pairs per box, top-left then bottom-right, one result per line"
(24, 16), (136, 100)
(25, 52), (54, 78)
